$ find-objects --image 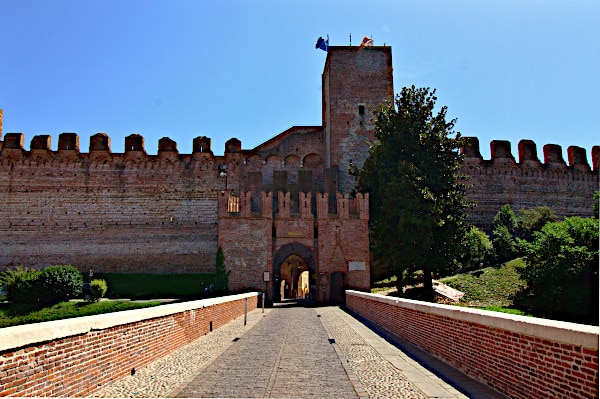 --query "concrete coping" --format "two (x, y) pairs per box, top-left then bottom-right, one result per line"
(0, 292), (259, 353)
(346, 290), (599, 350)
